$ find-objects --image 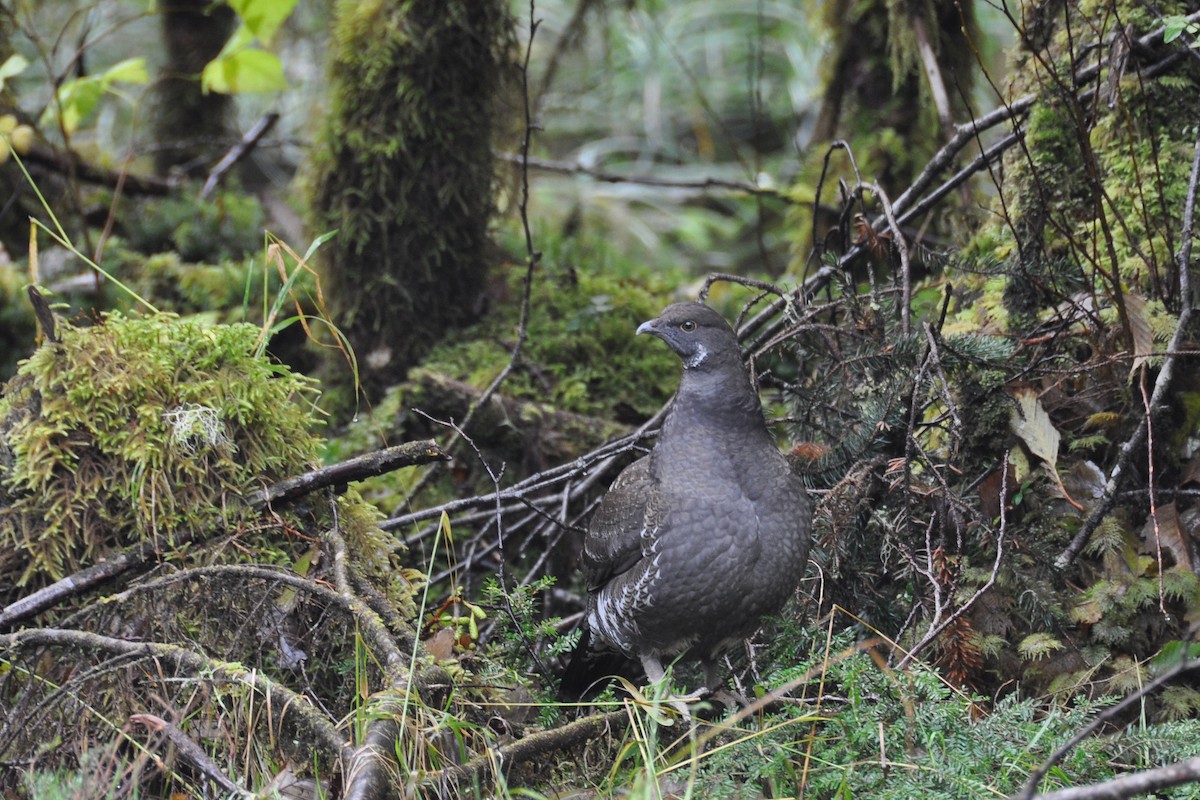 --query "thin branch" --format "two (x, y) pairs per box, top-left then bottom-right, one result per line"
(199, 112), (280, 201)
(1015, 653), (1200, 800)
(1056, 106), (1200, 567)
(1028, 758), (1200, 800)
(424, 709), (629, 793)
(129, 714), (250, 798)
(0, 627), (353, 767)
